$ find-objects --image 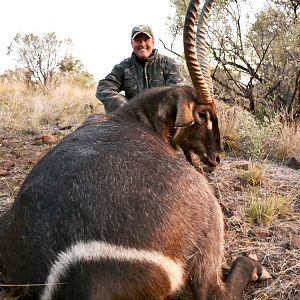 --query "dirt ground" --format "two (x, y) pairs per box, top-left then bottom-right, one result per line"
(210, 157), (300, 299)
(0, 128), (299, 299)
